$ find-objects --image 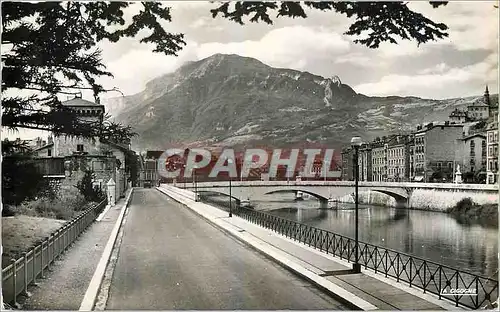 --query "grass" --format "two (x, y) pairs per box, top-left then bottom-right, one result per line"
(11, 187), (96, 220)
(2, 215), (66, 267)
(1, 186), (103, 268)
